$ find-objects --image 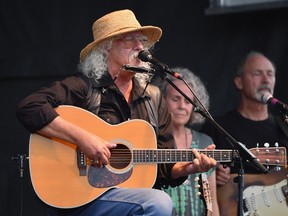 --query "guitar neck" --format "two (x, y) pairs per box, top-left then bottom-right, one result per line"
(132, 149), (235, 164)
(131, 146), (286, 166)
